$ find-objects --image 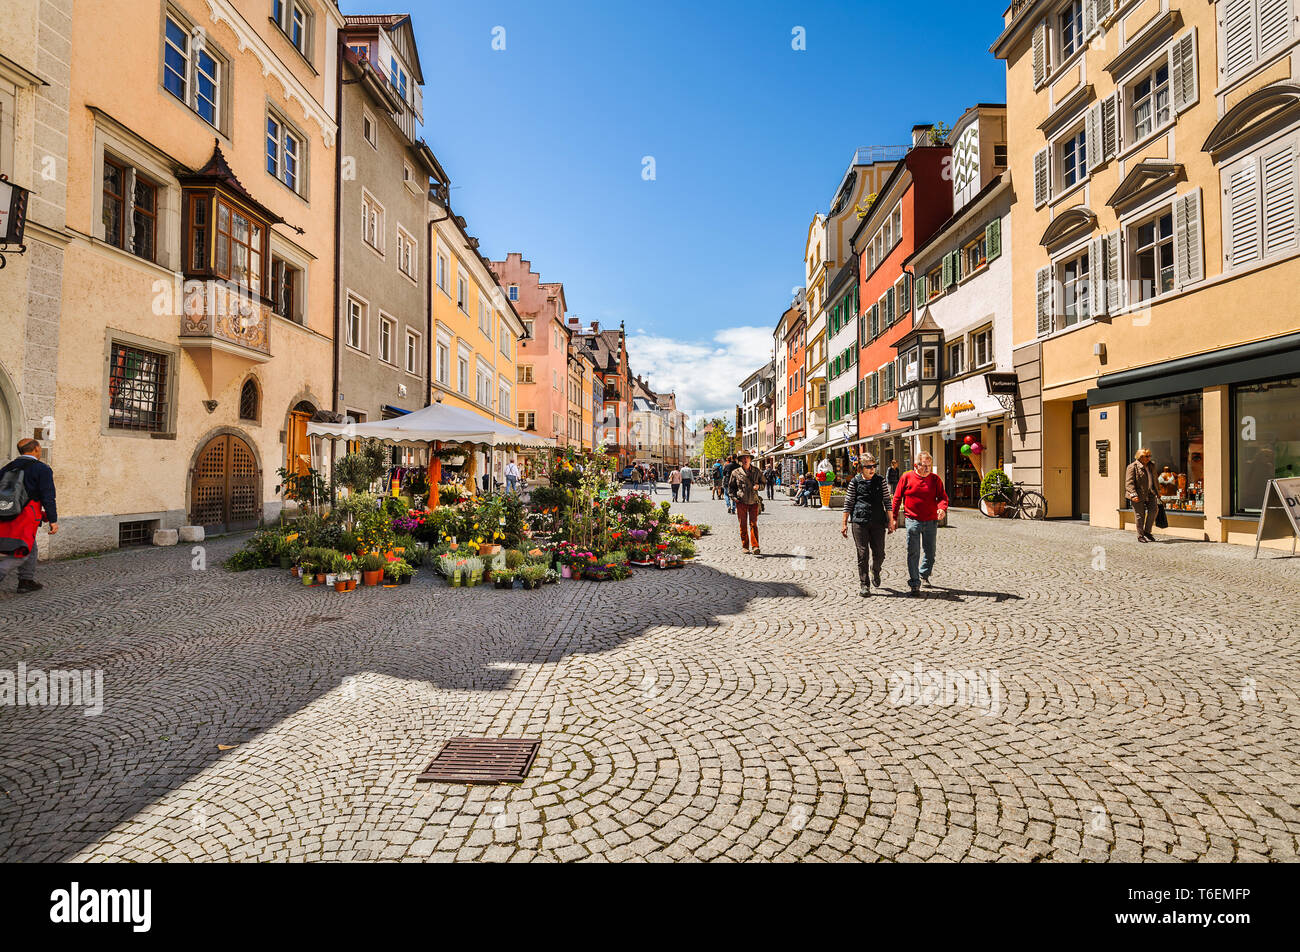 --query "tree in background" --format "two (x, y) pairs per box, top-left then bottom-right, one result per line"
(696, 417), (736, 467)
